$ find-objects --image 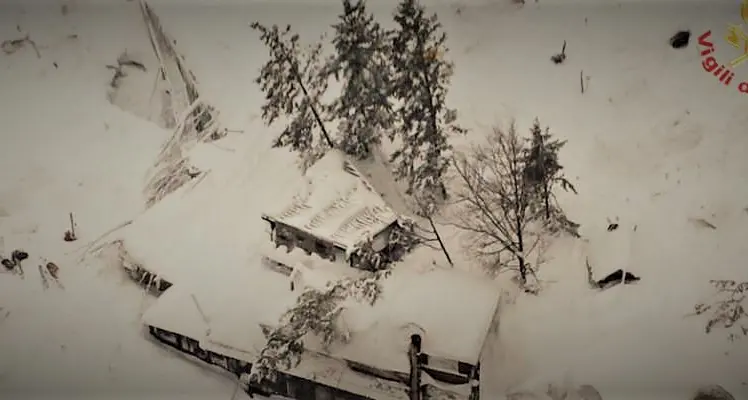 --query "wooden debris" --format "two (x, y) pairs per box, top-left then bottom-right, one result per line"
(1, 34), (41, 58)
(64, 212), (77, 242)
(46, 262), (60, 279)
(39, 262), (63, 290)
(690, 217), (717, 230)
(669, 30), (691, 49)
(551, 40), (567, 64)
